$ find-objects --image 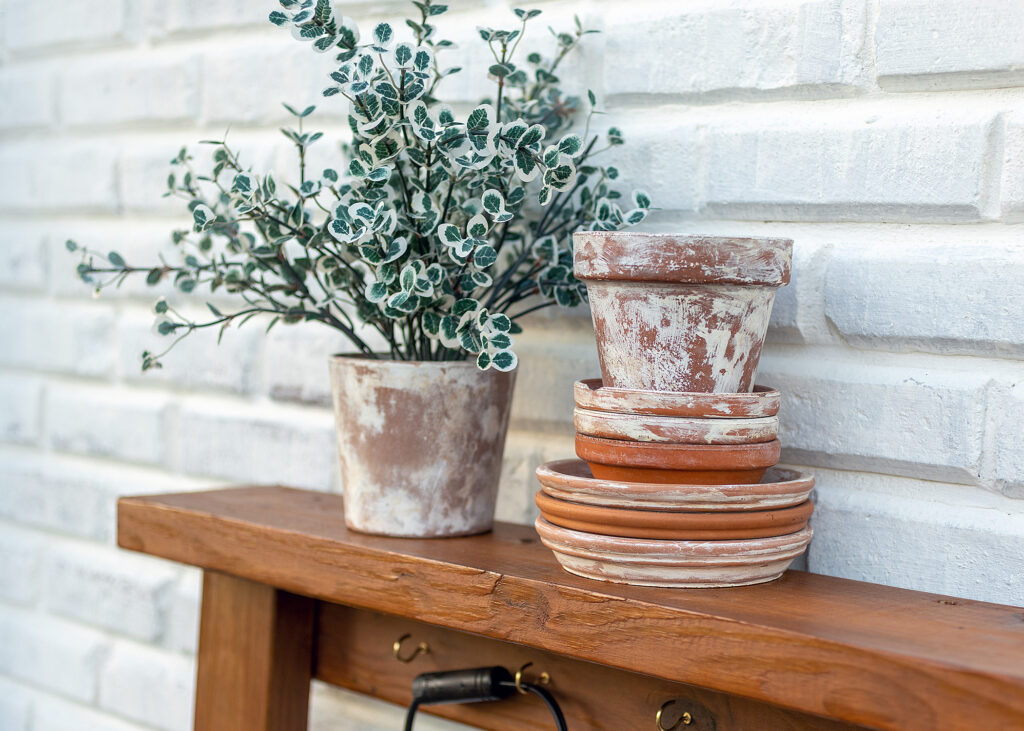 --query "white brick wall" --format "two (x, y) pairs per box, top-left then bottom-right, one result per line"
(1, 1), (1023, 729)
